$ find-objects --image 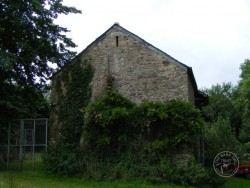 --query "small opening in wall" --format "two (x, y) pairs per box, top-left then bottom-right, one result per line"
(116, 36), (119, 47)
